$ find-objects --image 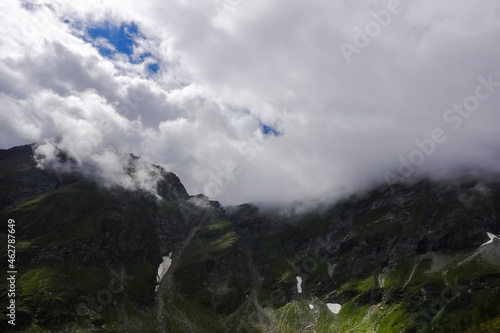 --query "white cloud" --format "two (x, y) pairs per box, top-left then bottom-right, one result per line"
(2, 0), (500, 205)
